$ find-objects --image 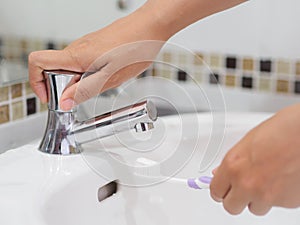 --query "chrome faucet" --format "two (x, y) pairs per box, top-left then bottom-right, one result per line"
(39, 70), (157, 155)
